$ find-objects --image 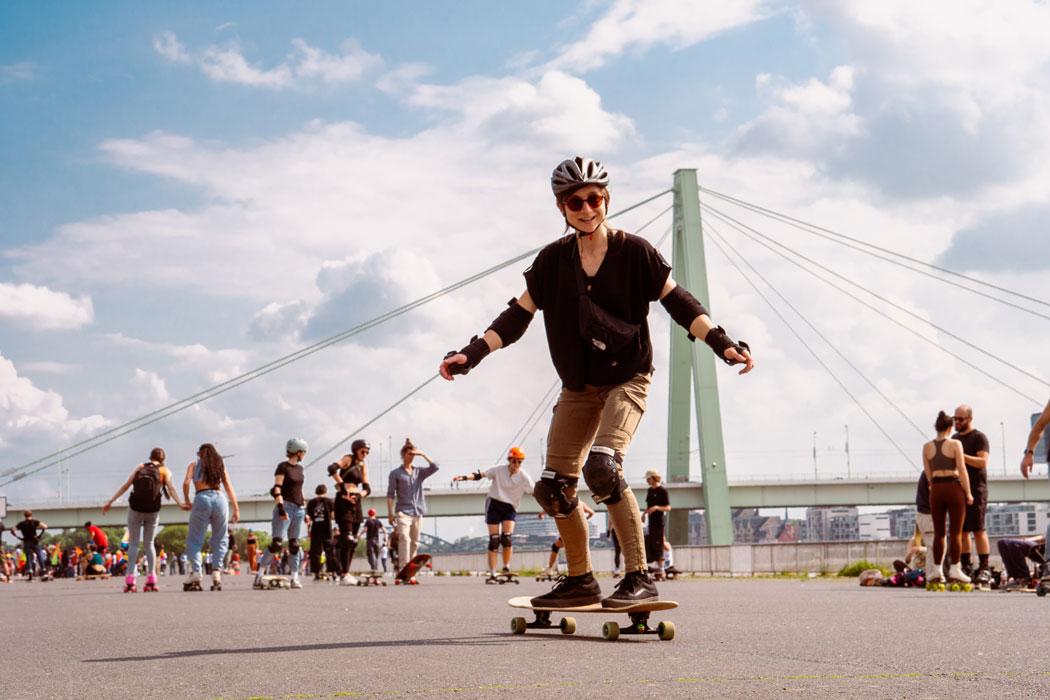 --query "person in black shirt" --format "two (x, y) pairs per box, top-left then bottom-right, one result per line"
(306, 484), (335, 580)
(327, 438), (373, 585)
(642, 470), (671, 580)
(255, 437), (308, 589)
(14, 510), (48, 580)
(364, 508), (386, 573)
(440, 157), (753, 608)
(951, 405), (991, 583)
